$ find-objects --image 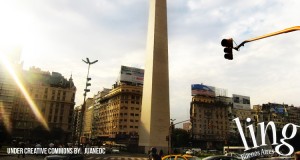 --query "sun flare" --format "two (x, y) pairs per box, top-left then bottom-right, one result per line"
(0, 53), (49, 131)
